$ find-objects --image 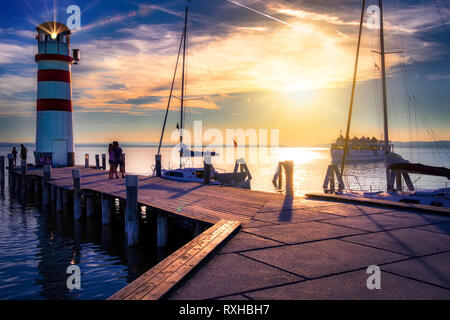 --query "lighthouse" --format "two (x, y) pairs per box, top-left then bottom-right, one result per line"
(34, 21), (79, 167)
